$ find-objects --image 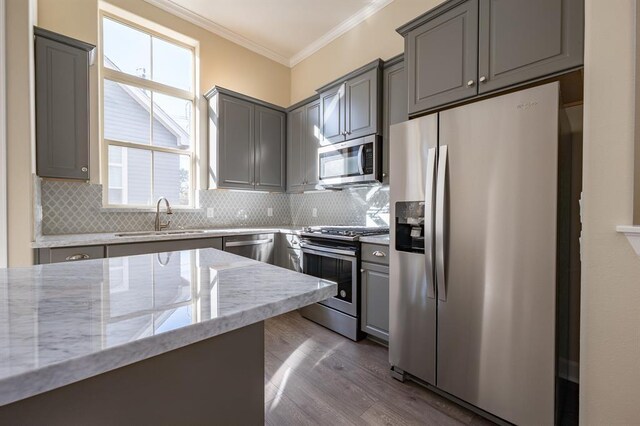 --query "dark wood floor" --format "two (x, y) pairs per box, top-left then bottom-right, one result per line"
(264, 311), (495, 426)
